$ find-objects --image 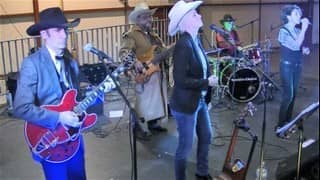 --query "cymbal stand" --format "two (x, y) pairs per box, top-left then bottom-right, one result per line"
(227, 50), (239, 111)
(213, 51), (232, 109)
(211, 51), (229, 109)
(255, 39), (281, 104)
